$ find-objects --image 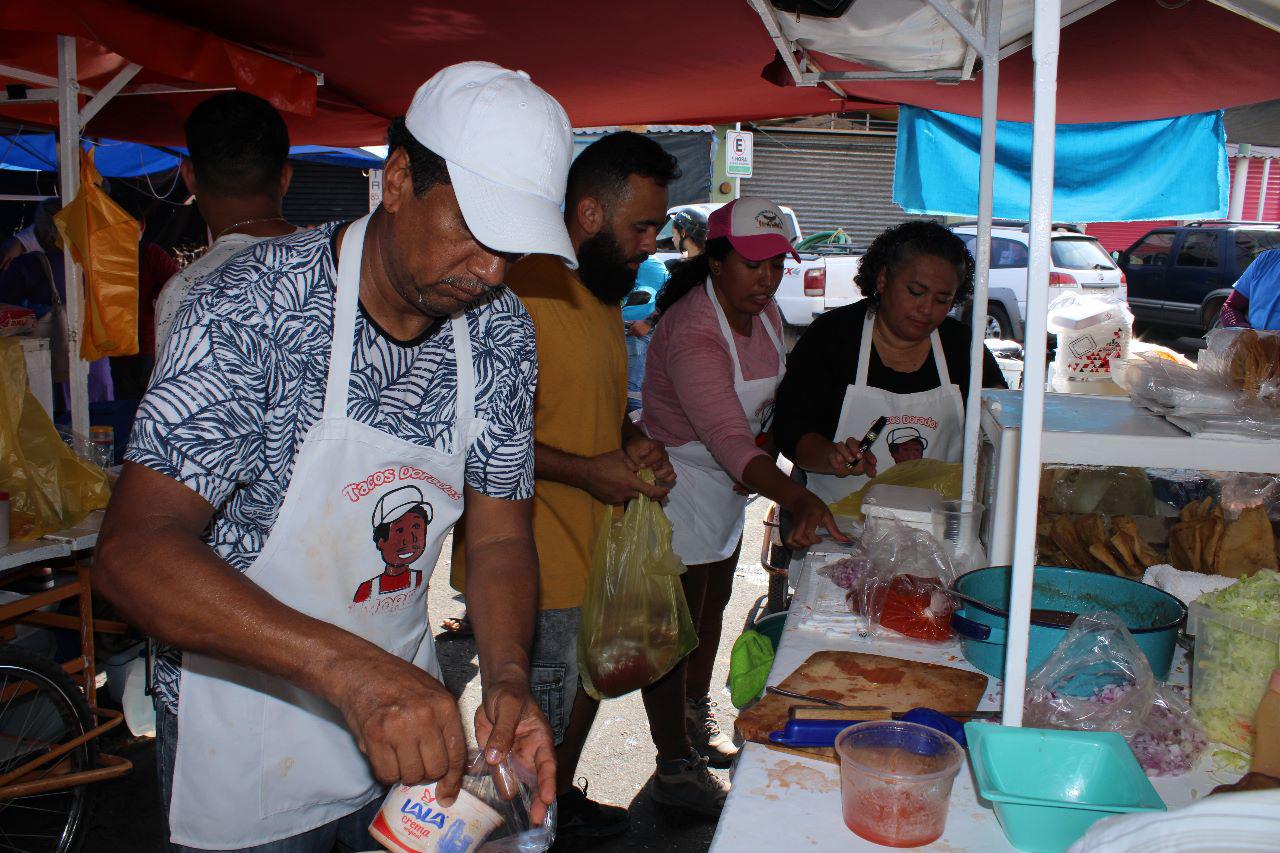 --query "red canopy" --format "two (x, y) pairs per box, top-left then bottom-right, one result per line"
(0, 1), (317, 116)
(3, 0), (1279, 145)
